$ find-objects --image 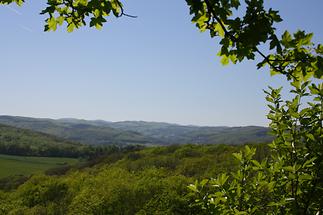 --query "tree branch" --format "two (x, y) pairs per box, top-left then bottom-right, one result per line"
(203, 0), (296, 79)
(116, 1), (137, 18)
